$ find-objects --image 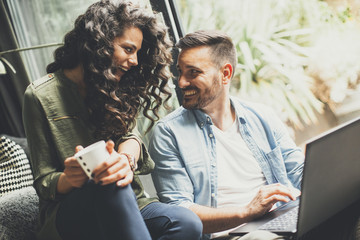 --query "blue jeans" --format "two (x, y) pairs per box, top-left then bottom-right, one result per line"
(141, 201), (202, 239)
(56, 181), (202, 240)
